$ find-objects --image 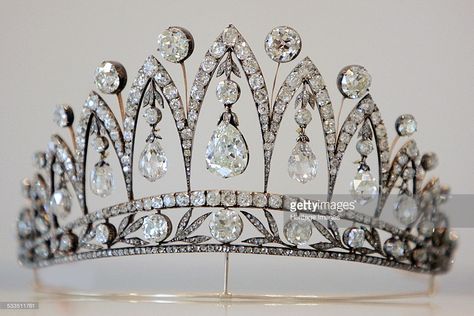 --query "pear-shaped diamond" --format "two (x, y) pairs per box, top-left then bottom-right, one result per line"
(139, 140), (168, 182)
(287, 142), (318, 184)
(90, 162), (114, 197)
(205, 121), (249, 178)
(350, 169), (378, 205)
